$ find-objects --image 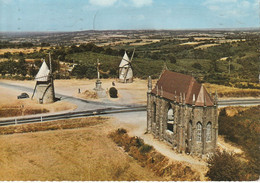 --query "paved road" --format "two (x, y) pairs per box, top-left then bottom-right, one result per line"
(218, 98), (260, 107)
(0, 81), (259, 121)
(0, 106), (146, 126)
(0, 81), (142, 112)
